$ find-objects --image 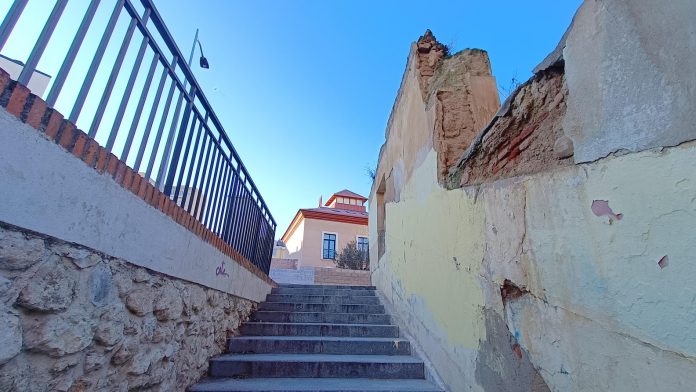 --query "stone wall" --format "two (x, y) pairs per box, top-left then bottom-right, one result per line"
(369, 2), (696, 391)
(0, 222), (255, 391)
(0, 69), (273, 303)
